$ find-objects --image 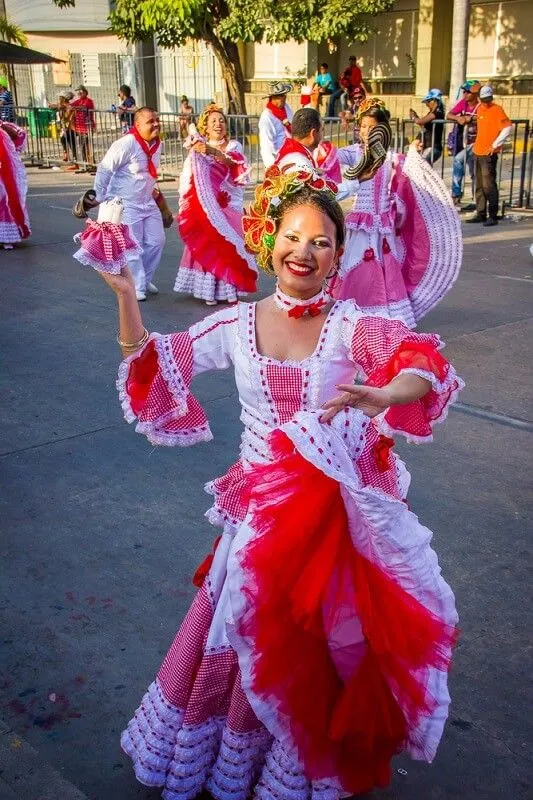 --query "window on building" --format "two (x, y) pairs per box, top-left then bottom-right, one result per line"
(81, 53), (101, 87)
